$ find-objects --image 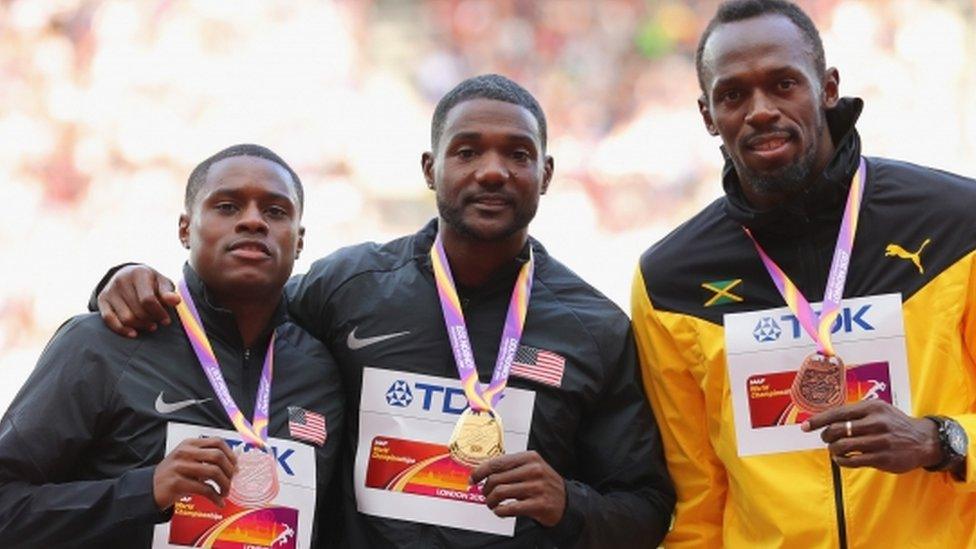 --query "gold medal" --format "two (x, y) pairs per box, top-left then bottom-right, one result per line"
(791, 352), (846, 413)
(448, 408), (505, 467)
